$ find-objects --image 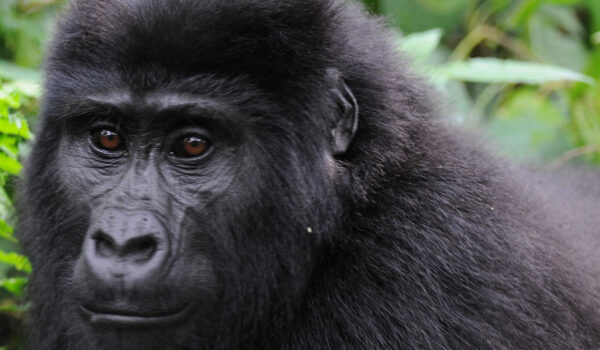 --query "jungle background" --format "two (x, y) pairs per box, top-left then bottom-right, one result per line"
(1, 0), (599, 348)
